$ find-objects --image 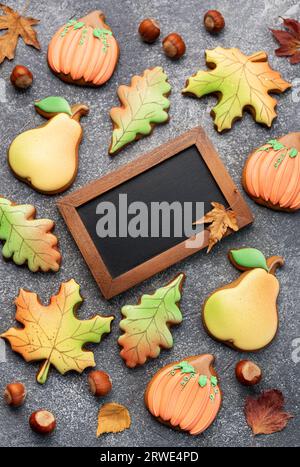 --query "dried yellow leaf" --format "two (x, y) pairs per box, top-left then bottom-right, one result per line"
(97, 402), (131, 437)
